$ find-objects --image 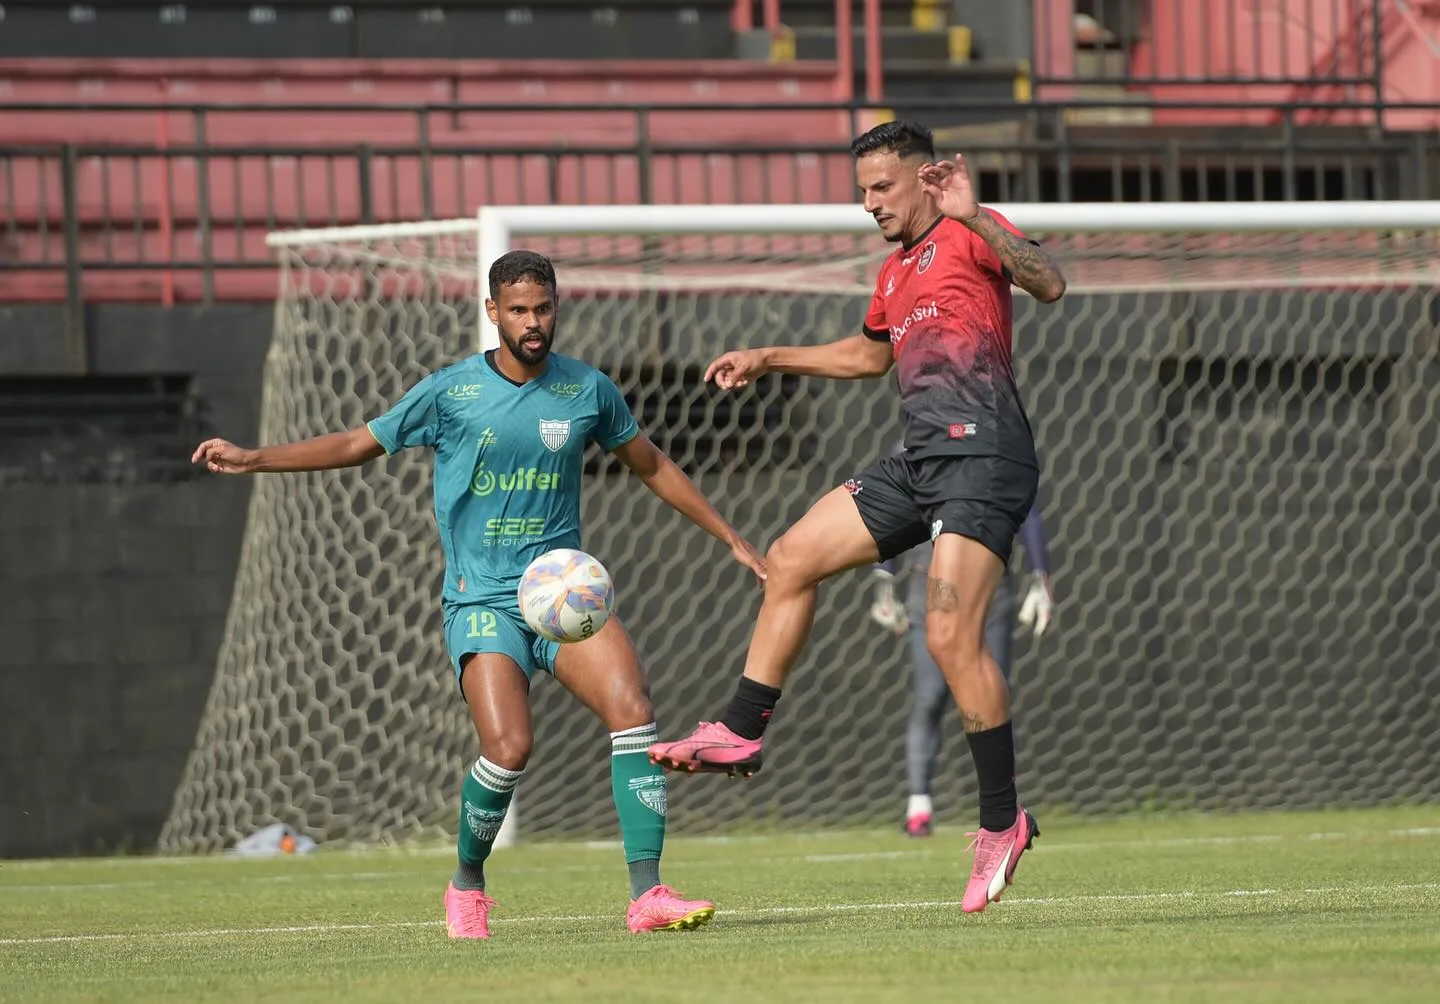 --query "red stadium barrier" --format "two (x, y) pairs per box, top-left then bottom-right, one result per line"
(0, 56), (865, 303)
(0, 144), (860, 305)
(0, 57), (847, 146)
(2, 149), (857, 229)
